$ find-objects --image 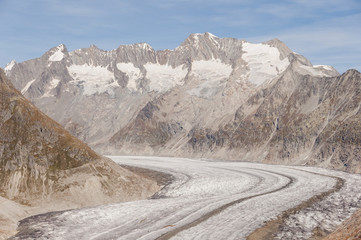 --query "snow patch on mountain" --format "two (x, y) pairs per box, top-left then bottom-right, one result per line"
(206, 32), (220, 48)
(192, 59), (232, 81)
(5, 60), (16, 72)
(314, 65), (334, 71)
(299, 65), (330, 77)
(49, 45), (65, 62)
(187, 59), (232, 98)
(21, 79), (36, 94)
(68, 64), (119, 96)
(138, 43), (153, 51)
(116, 62), (143, 91)
(206, 32), (219, 39)
(49, 78), (60, 89)
(187, 80), (226, 99)
(145, 63), (188, 92)
(192, 34), (200, 47)
(242, 42), (290, 86)
(42, 78), (61, 97)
